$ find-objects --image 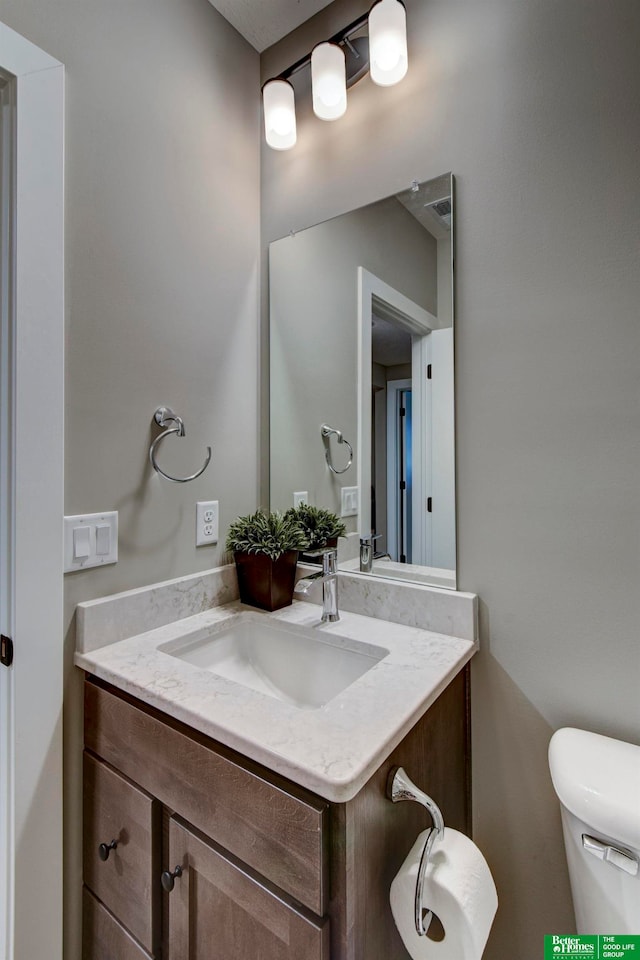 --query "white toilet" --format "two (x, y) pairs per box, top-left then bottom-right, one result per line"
(549, 727), (640, 934)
